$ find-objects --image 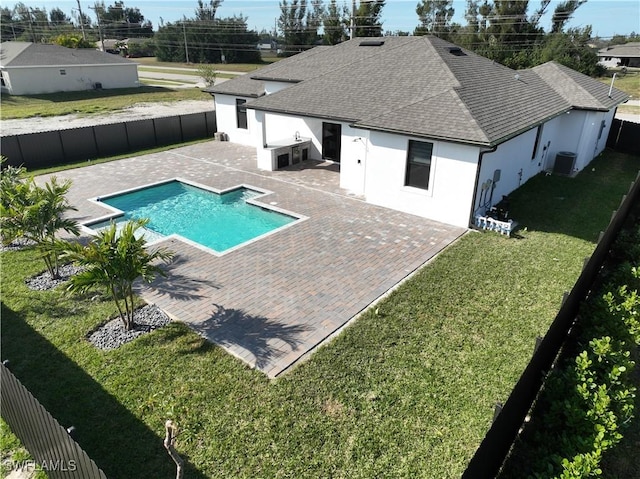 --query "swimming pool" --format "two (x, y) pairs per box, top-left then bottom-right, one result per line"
(87, 180), (301, 254)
